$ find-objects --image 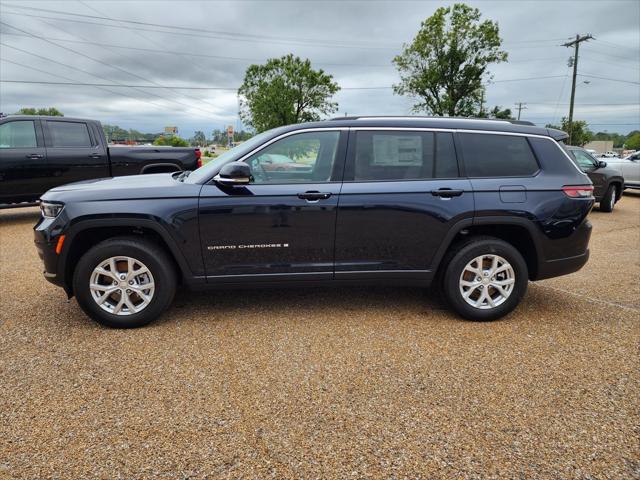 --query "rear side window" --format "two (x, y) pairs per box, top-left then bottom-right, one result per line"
(47, 121), (92, 147)
(460, 133), (539, 177)
(0, 121), (37, 148)
(353, 131), (459, 181)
